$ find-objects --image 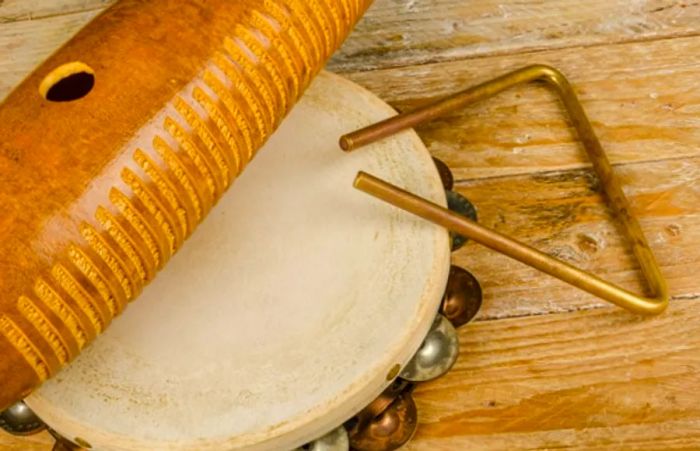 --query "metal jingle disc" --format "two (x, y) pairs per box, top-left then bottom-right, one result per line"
(441, 265), (483, 328)
(399, 314), (459, 382)
(355, 379), (412, 427)
(446, 190), (477, 251)
(49, 432), (83, 451)
(0, 400), (46, 436)
(295, 426), (349, 451)
(347, 391), (417, 451)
